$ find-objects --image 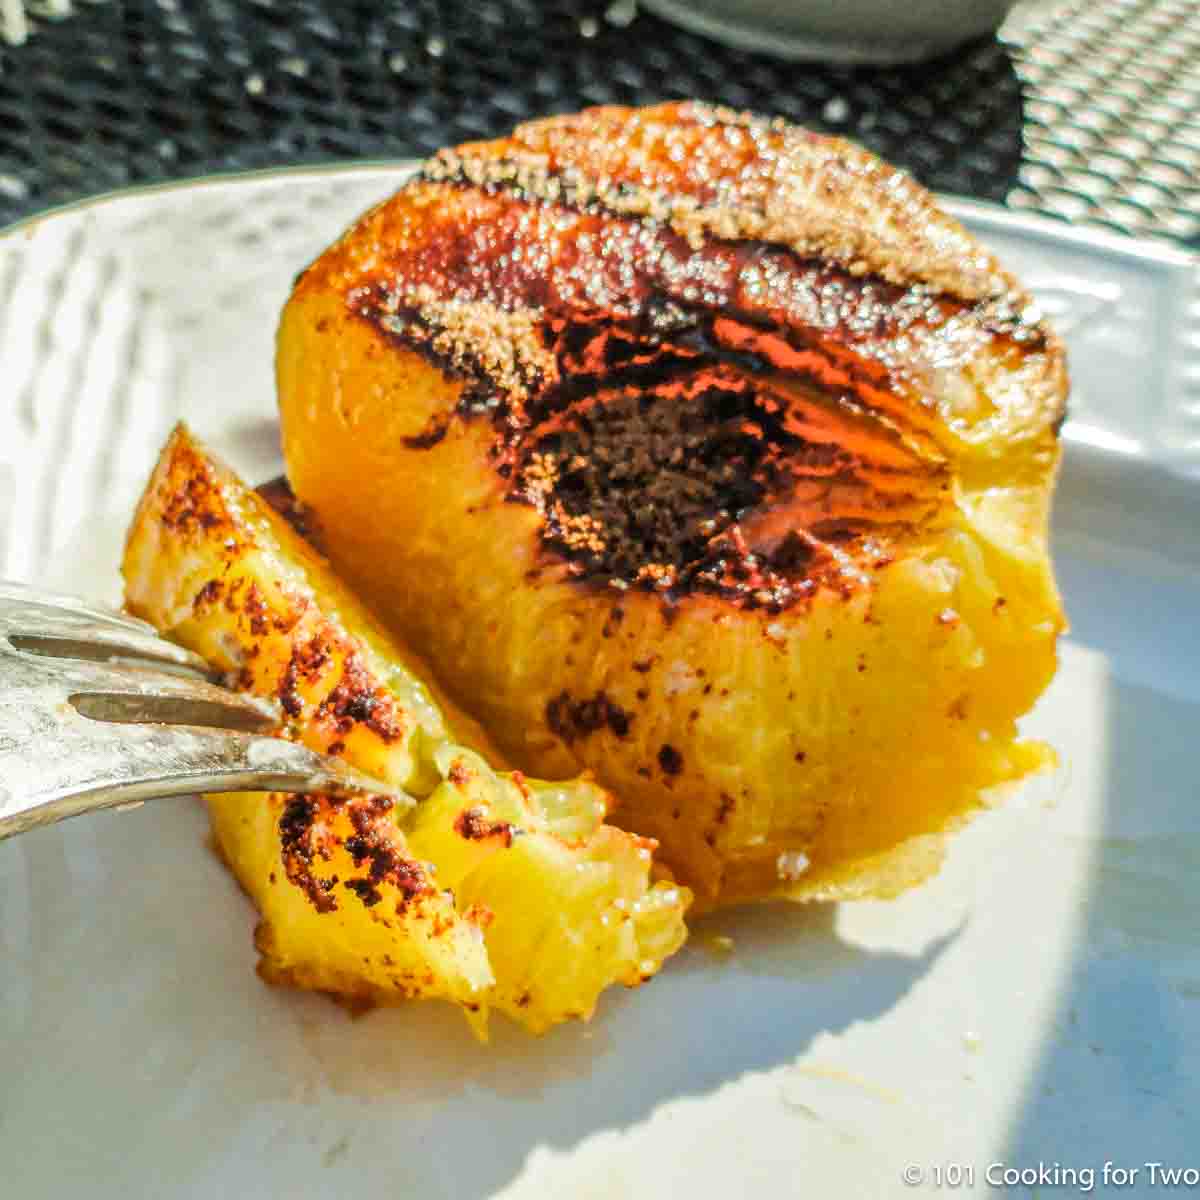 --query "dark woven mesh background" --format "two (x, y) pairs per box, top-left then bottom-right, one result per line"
(0, 0), (1196, 245)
